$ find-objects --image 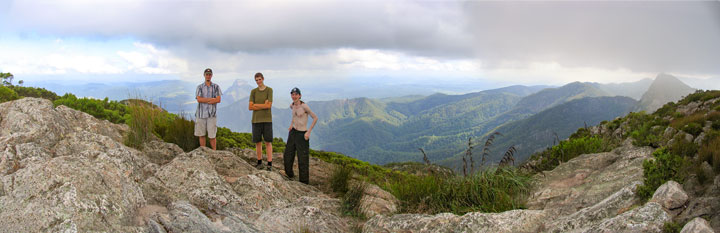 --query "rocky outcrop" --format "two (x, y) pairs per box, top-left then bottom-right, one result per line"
(365, 139), (672, 233)
(363, 210), (548, 233)
(677, 175), (720, 231)
(0, 97), (694, 232)
(0, 98), (352, 232)
(651, 181), (689, 211)
(680, 217), (715, 233)
(359, 183), (398, 218)
(527, 139), (652, 216)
